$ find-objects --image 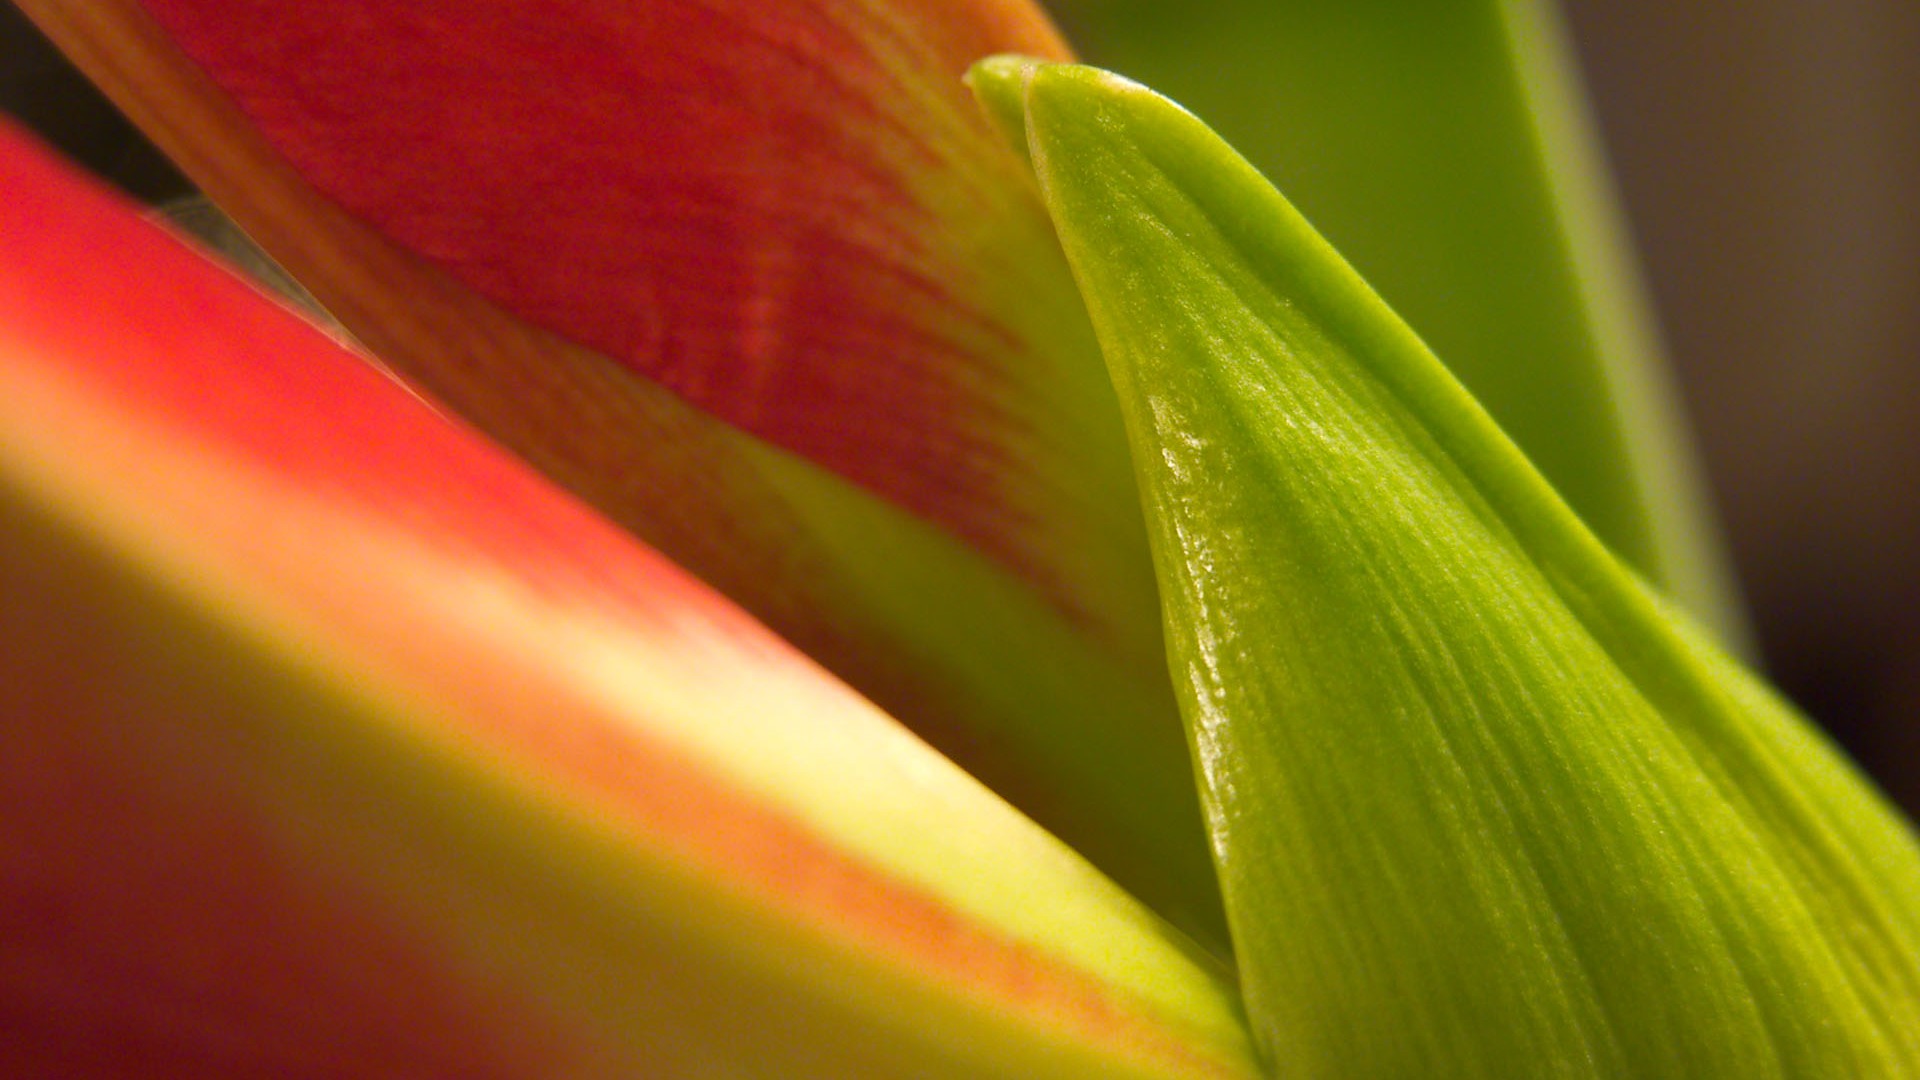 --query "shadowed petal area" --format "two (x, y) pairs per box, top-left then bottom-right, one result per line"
(6, 0), (1226, 947)
(0, 123), (1257, 1079)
